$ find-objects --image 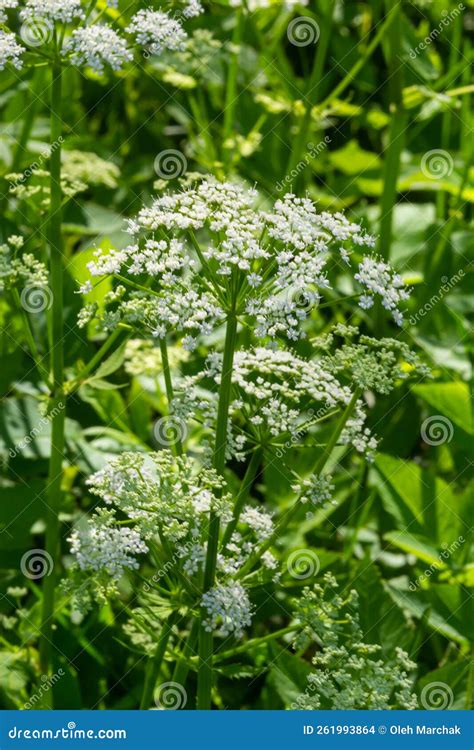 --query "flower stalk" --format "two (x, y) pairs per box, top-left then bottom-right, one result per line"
(39, 61), (66, 676)
(197, 307), (238, 709)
